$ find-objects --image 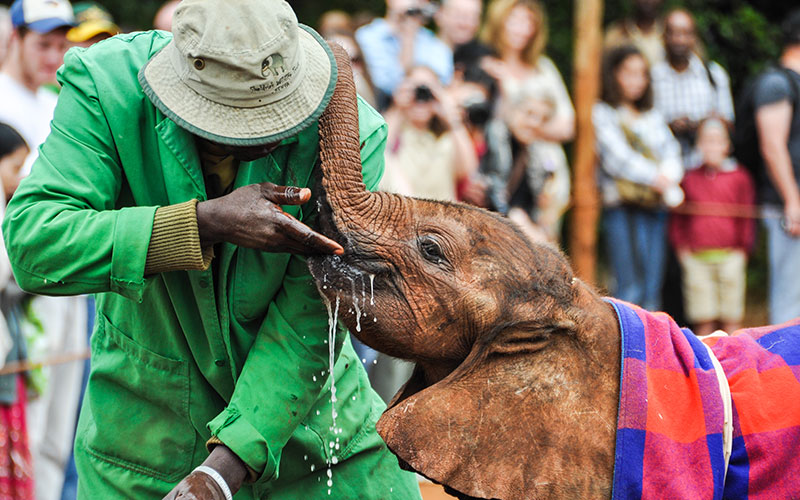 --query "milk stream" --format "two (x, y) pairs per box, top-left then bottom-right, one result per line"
(317, 269), (380, 494)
